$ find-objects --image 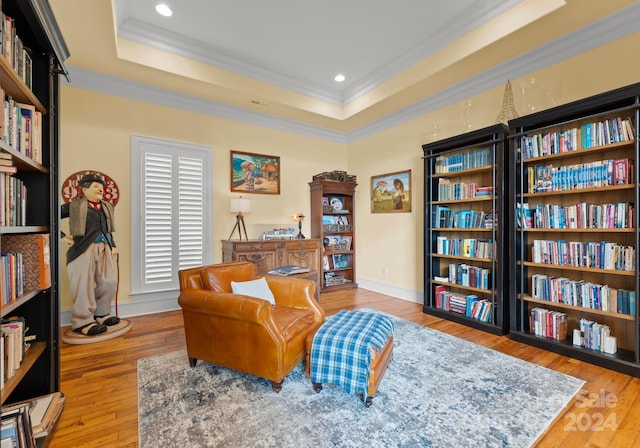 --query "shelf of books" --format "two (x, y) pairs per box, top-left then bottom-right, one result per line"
(1, 0), (69, 445)
(422, 124), (509, 335)
(309, 174), (358, 291)
(509, 82), (640, 377)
